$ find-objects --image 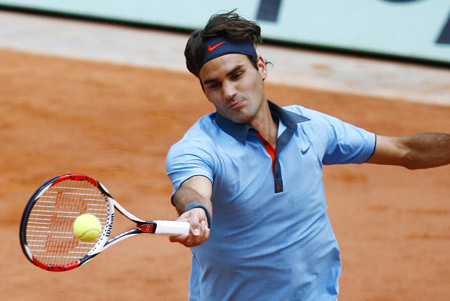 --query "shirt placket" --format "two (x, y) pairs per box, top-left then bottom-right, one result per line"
(256, 128), (294, 193)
